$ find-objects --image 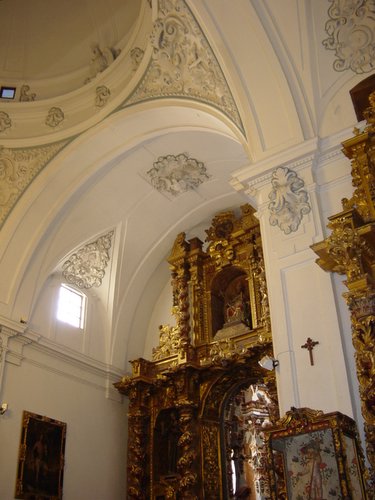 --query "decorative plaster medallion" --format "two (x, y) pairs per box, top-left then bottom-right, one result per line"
(19, 85), (36, 102)
(130, 47), (145, 71)
(95, 86), (111, 108)
(0, 140), (69, 228)
(268, 167), (311, 234)
(323, 0), (375, 73)
(62, 230), (114, 289)
(45, 107), (65, 128)
(125, 0), (243, 132)
(0, 111), (12, 133)
(147, 153), (209, 196)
